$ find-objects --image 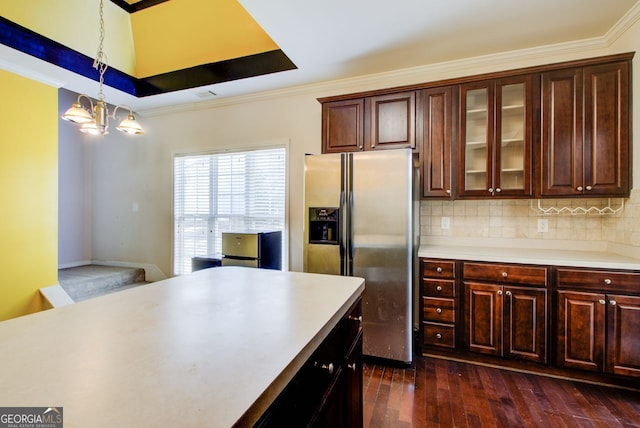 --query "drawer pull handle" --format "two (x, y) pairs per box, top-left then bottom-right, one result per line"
(314, 362), (334, 374)
(604, 278), (612, 285)
(599, 299), (606, 305)
(610, 300), (617, 306)
(497, 290), (503, 296)
(347, 363), (357, 372)
(505, 290), (512, 296)
(348, 315), (362, 322)
(435, 333), (442, 340)
(436, 267), (443, 273)
(436, 286), (443, 292)
(436, 308), (442, 314)
(502, 272), (508, 278)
